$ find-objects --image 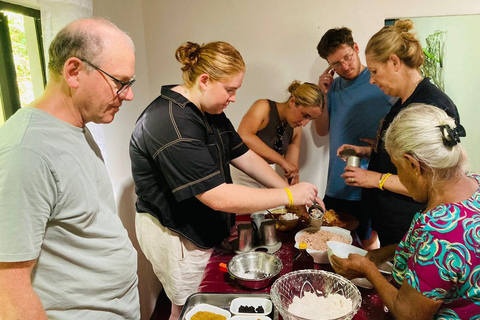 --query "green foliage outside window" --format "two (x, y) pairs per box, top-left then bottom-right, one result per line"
(0, 2), (44, 122)
(5, 11), (35, 107)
